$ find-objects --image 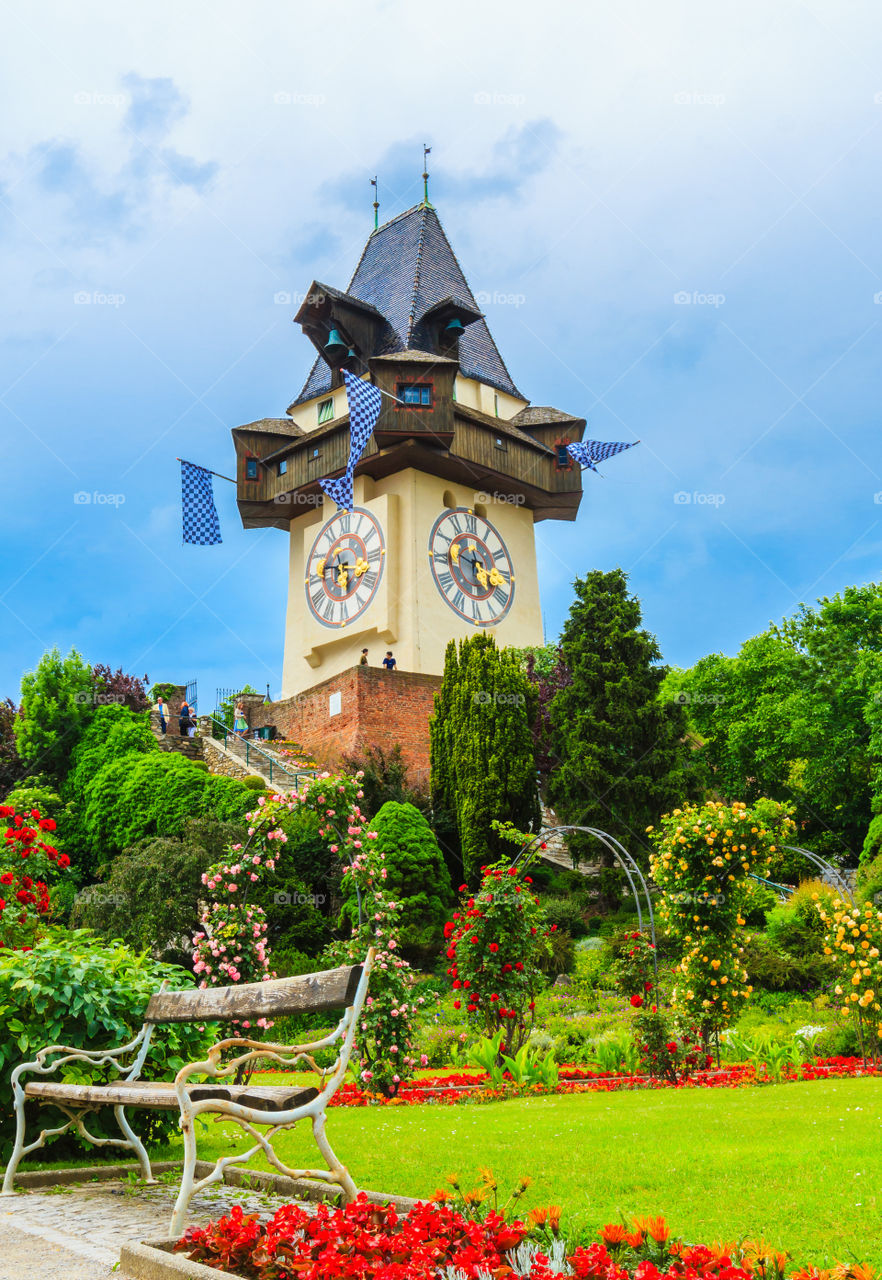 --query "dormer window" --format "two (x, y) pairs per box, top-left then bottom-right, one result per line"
(554, 441), (574, 471)
(245, 457), (258, 480)
(398, 383), (433, 408)
(317, 398), (334, 424)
